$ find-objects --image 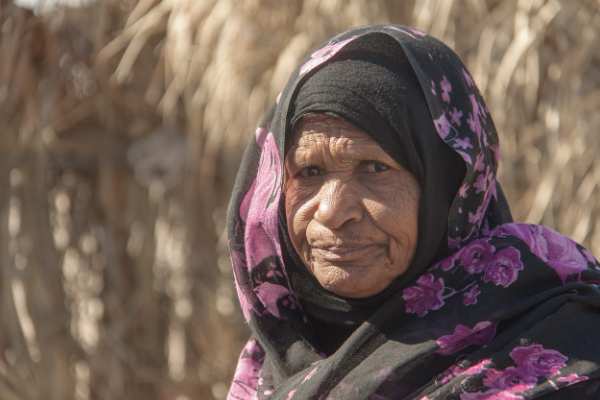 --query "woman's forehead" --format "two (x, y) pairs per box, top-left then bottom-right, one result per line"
(290, 117), (381, 150)
(287, 127), (396, 168)
(291, 115), (376, 146)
